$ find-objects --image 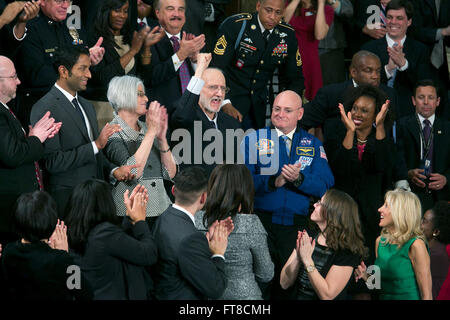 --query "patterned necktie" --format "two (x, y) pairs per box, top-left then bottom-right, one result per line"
(280, 135), (290, 157)
(379, 4), (387, 26)
(7, 106), (44, 190)
(423, 119), (433, 172)
(170, 36), (190, 93)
